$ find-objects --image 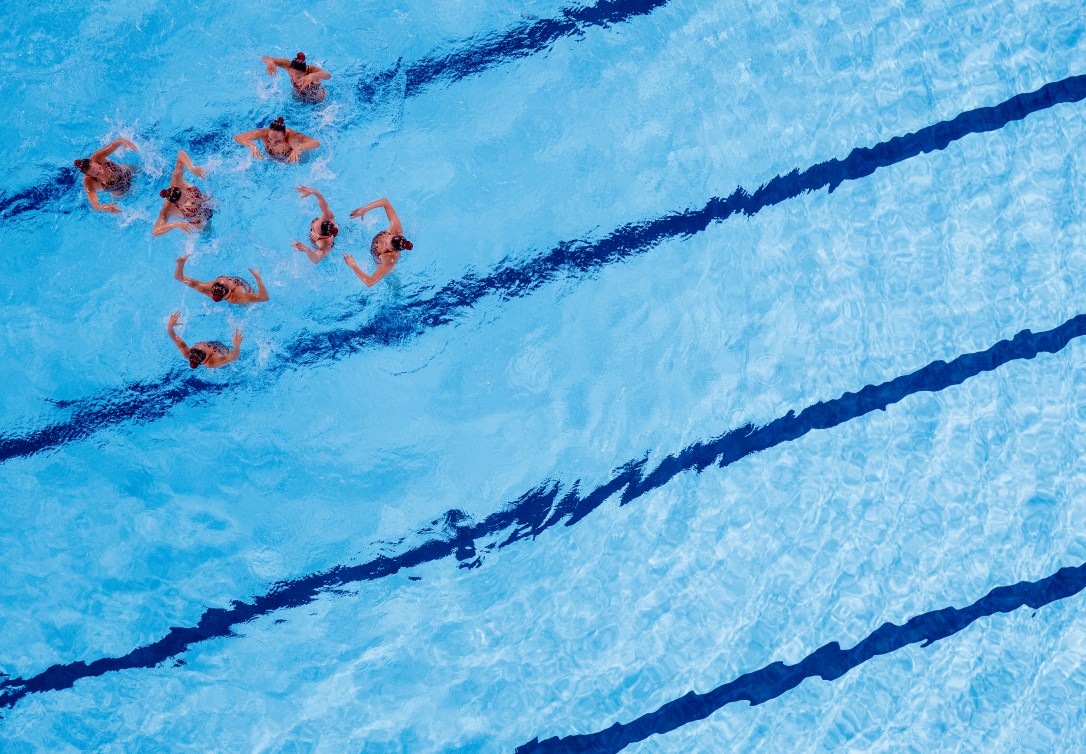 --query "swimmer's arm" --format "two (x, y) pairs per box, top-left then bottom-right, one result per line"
(153, 204), (196, 236)
(343, 254), (392, 287)
(261, 56), (290, 75)
(289, 133), (320, 162)
(219, 329), (244, 366)
(175, 150), (206, 181)
(82, 176), (120, 214)
(349, 198), (402, 235)
(308, 187), (333, 219)
(167, 312), (189, 357)
(245, 268), (270, 303)
(234, 130), (266, 160)
(291, 240), (326, 264)
(306, 66), (331, 81)
(91, 138), (137, 161)
(173, 255), (212, 294)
